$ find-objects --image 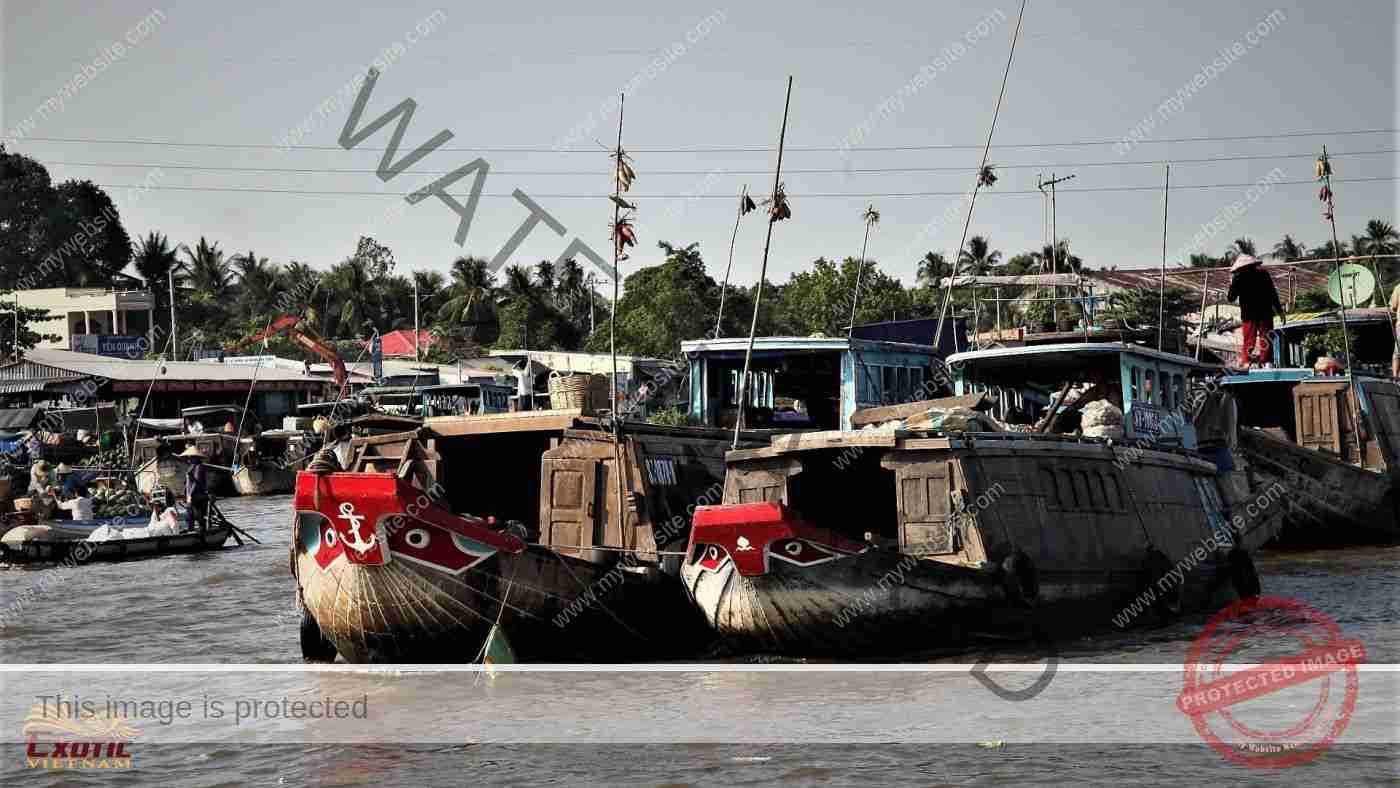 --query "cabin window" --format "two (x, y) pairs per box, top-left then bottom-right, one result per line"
(1174, 375), (1185, 409)
(1130, 367), (1141, 401)
(882, 367), (898, 404)
(897, 367), (911, 402)
(911, 367), (925, 398)
(1160, 374), (1173, 409)
(1145, 370), (1156, 404)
